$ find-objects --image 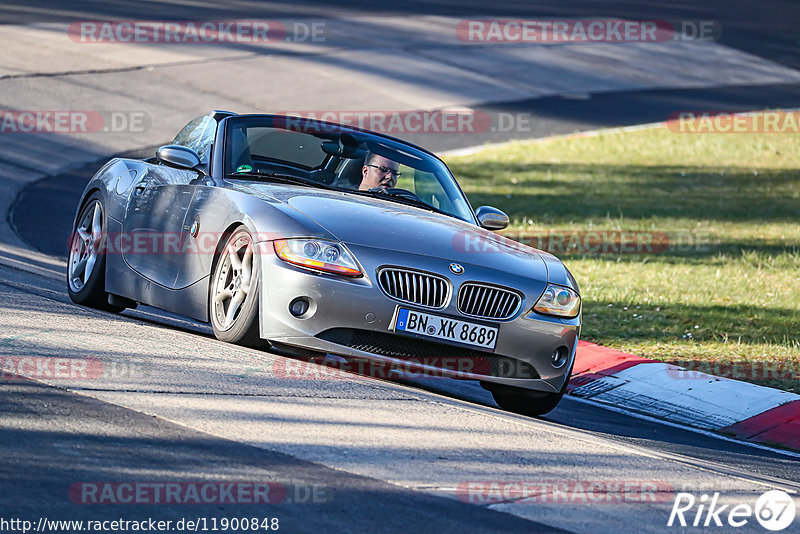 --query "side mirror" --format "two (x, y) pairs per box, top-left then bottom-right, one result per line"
(475, 206), (509, 230)
(156, 145), (201, 170)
